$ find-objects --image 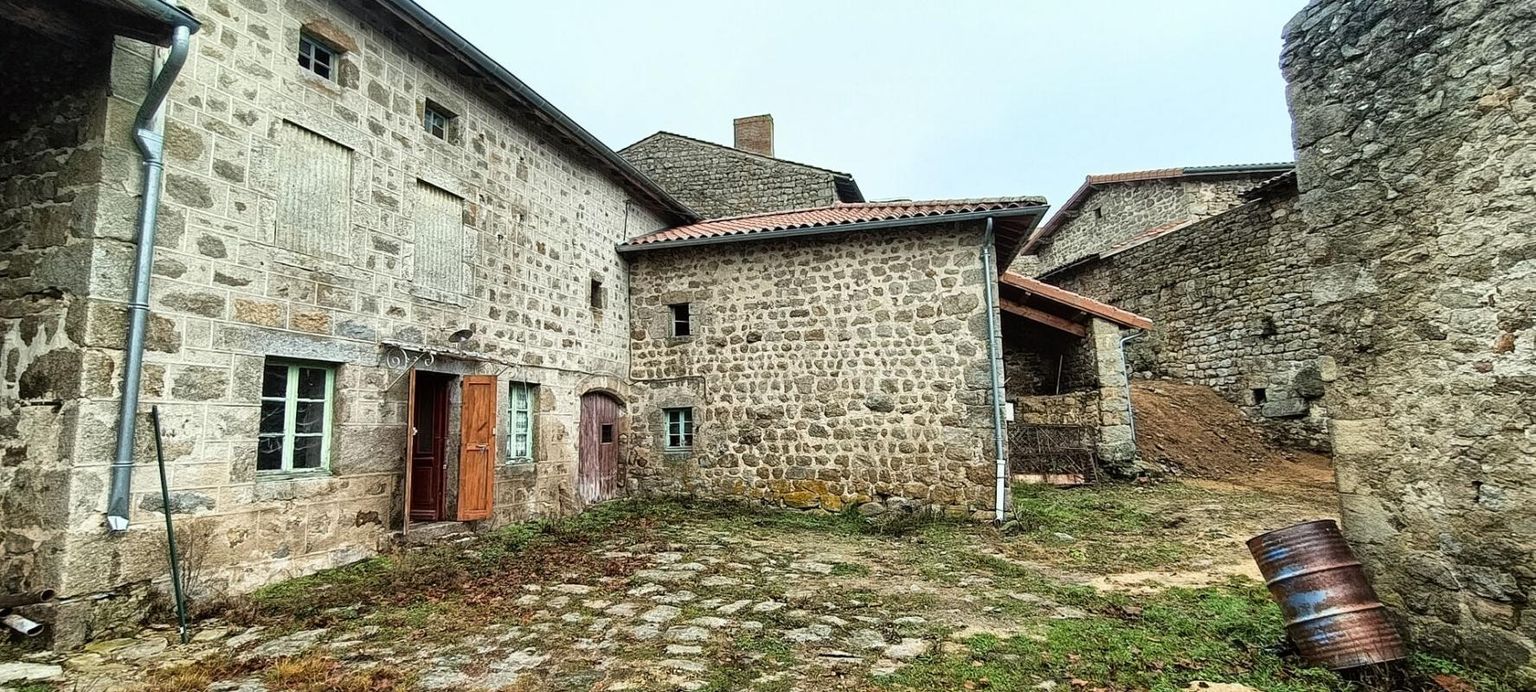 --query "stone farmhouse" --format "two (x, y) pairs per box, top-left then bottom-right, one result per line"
(0, 0), (1151, 646)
